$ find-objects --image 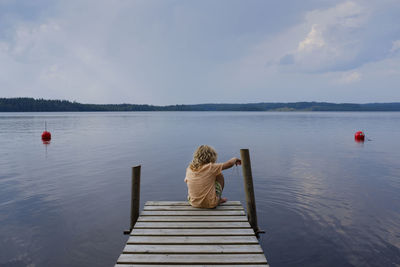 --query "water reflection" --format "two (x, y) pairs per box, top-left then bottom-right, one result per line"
(0, 112), (399, 267)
